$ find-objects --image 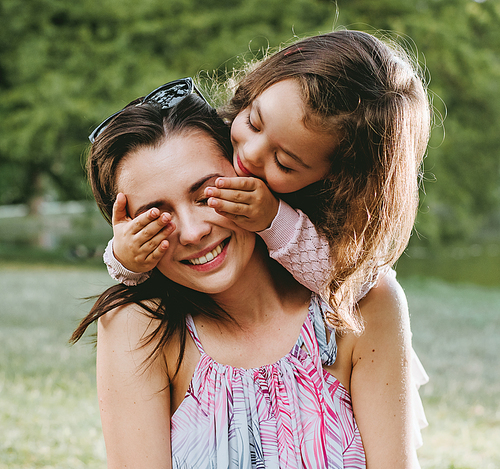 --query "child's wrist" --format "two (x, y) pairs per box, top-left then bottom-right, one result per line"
(103, 239), (152, 285)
